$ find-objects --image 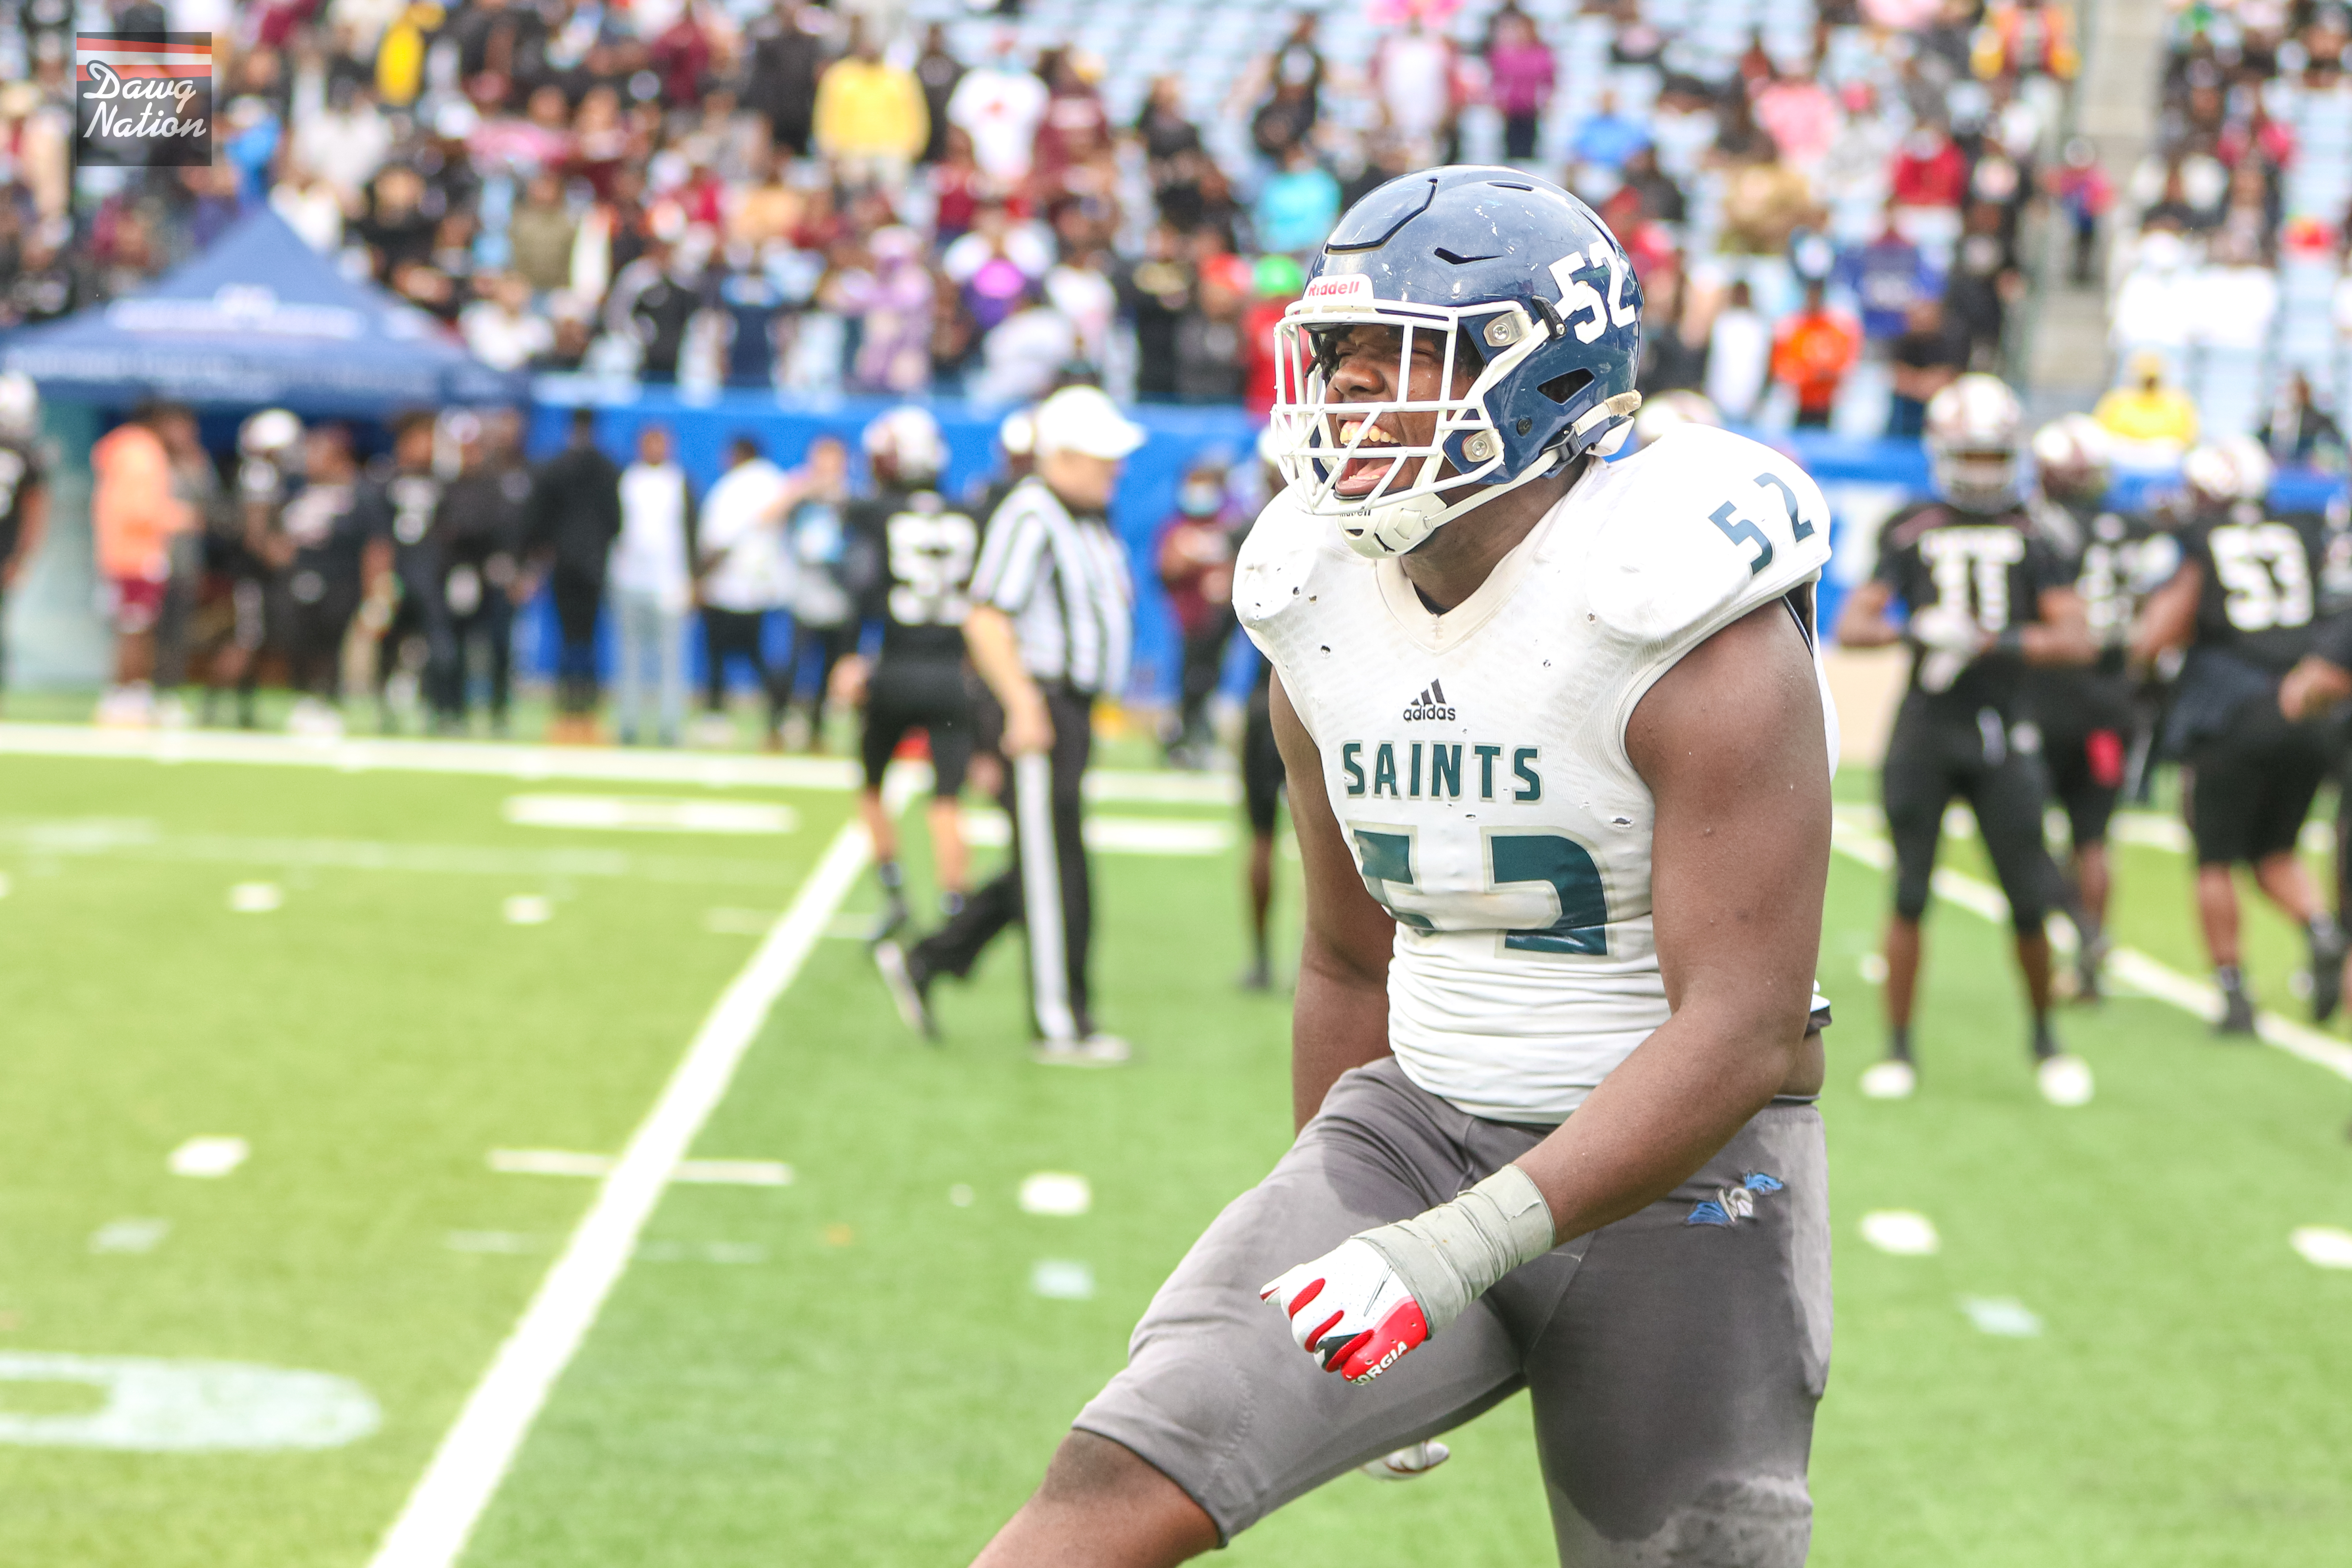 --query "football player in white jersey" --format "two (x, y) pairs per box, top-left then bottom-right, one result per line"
(972, 170), (1837, 1567)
